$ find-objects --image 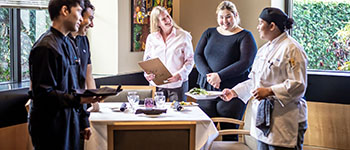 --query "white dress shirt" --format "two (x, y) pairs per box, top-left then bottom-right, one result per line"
(233, 32), (308, 147)
(144, 27), (194, 89)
